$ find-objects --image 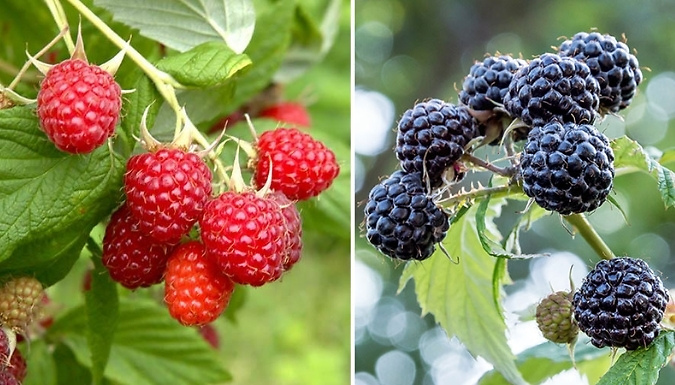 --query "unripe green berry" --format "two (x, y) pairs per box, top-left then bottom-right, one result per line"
(535, 291), (579, 344)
